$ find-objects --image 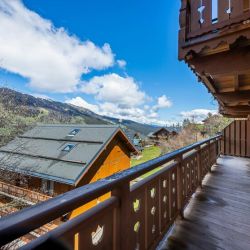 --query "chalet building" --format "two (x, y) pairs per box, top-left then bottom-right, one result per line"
(148, 127), (178, 143)
(148, 127), (170, 141)
(0, 125), (138, 216)
(125, 130), (145, 152)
